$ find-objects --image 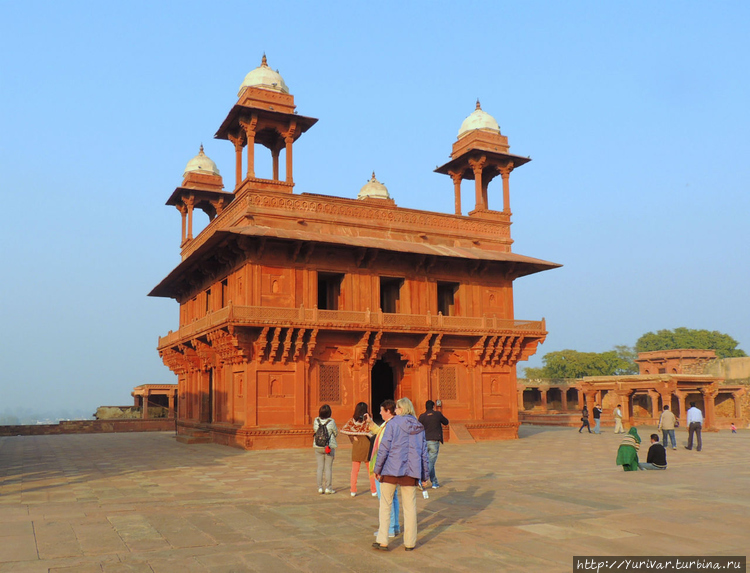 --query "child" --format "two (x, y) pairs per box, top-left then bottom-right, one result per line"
(731, 422), (737, 434)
